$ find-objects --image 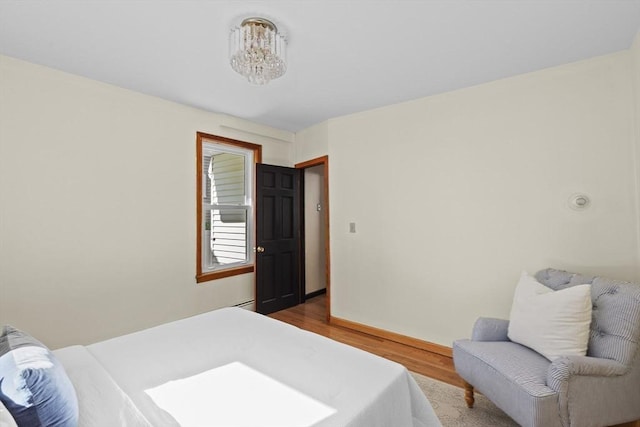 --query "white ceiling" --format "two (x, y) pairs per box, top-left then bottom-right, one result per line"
(1, 1), (639, 132)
